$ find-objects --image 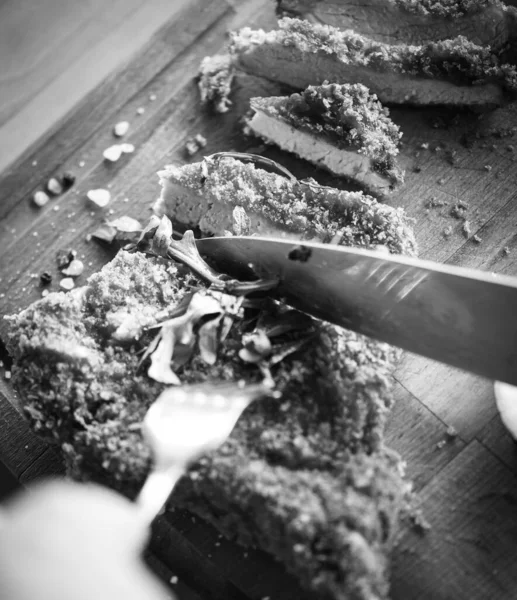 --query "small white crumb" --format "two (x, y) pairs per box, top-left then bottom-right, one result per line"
(85, 234), (92, 242)
(79, 161), (85, 167)
(261, 596), (270, 600)
(120, 143), (135, 154)
(103, 145), (123, 162)
(0, 293), (4, 299)
(136, 107), (145, 115)
(32, 160), (38, 166)
(484, 164), (492, 171)
(4, 371), (11, 380)
(194, 133), (207, 147)
(149, 93), (157, 101)
(108, 209), (115, 215)
(420, 142), (429, 149)
(113, 121), (130, 137)
(47, 177), (63, 195)
(87, 188), (111, 207)
(61, 259), (84, 277)
(32, 231), (38, 237)
(33, 190), (50, 207)
(41, 289), (49, 297)
(123, 197), (129, 203)
(53, 205), (60, 211)
(59, 277), (75, 290)
(0, 361), (3, 368)
(169, 576), (178, 585)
